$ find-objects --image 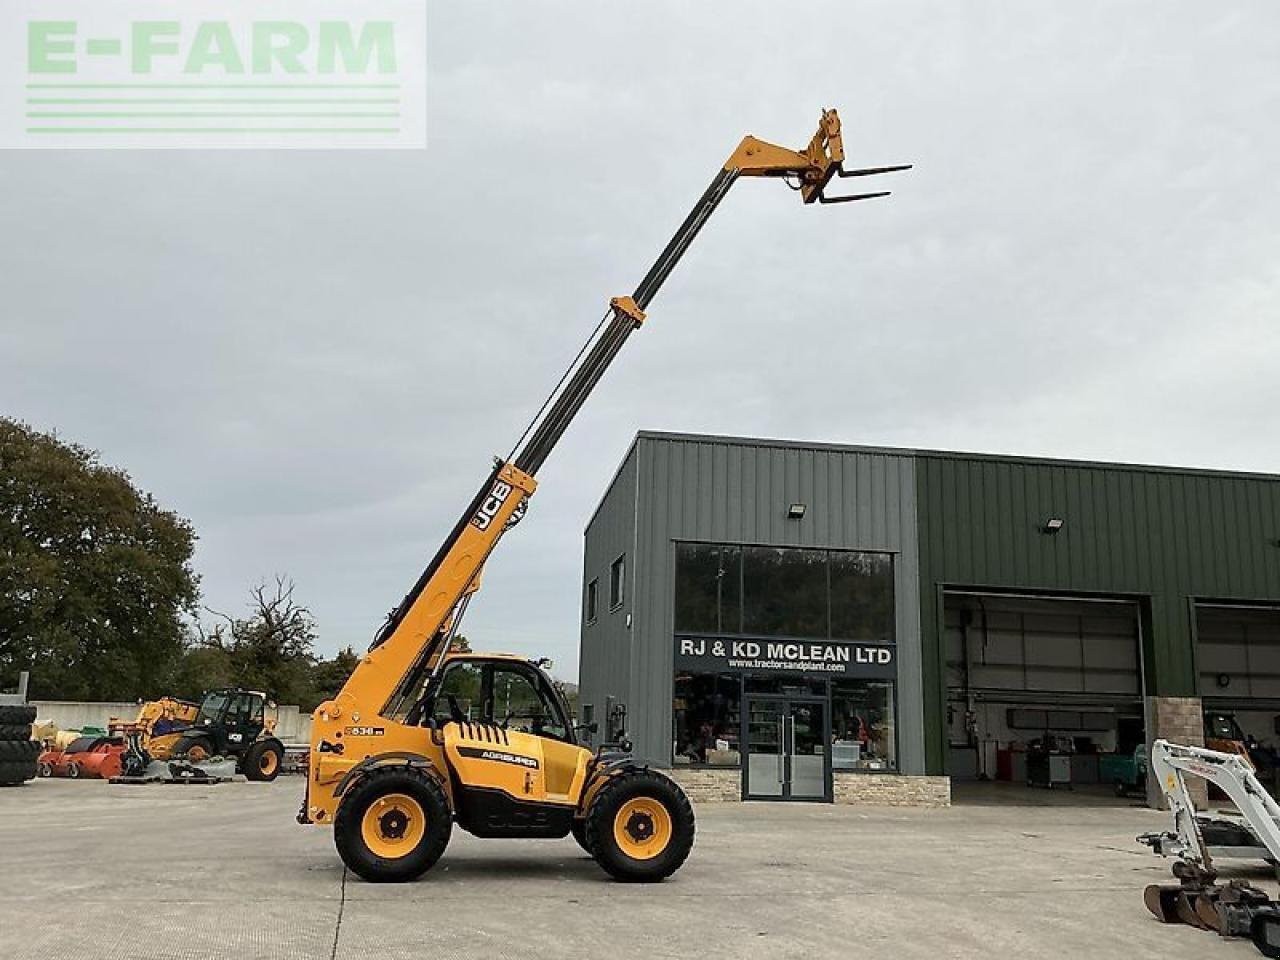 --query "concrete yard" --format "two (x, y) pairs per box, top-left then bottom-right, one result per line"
(0, 778), (1269, 960)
